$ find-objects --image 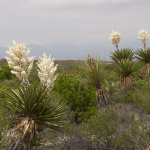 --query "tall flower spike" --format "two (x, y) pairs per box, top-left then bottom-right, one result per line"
(138, 28), (149, 50)
(5, 41), (36, 90)
(109, 29), (121, 51)
(36, 53), (58, 93)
